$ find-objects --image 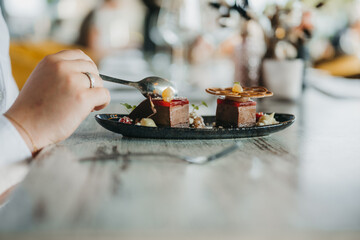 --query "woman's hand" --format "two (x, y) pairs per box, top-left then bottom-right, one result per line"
(5, 50), (110, 153)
